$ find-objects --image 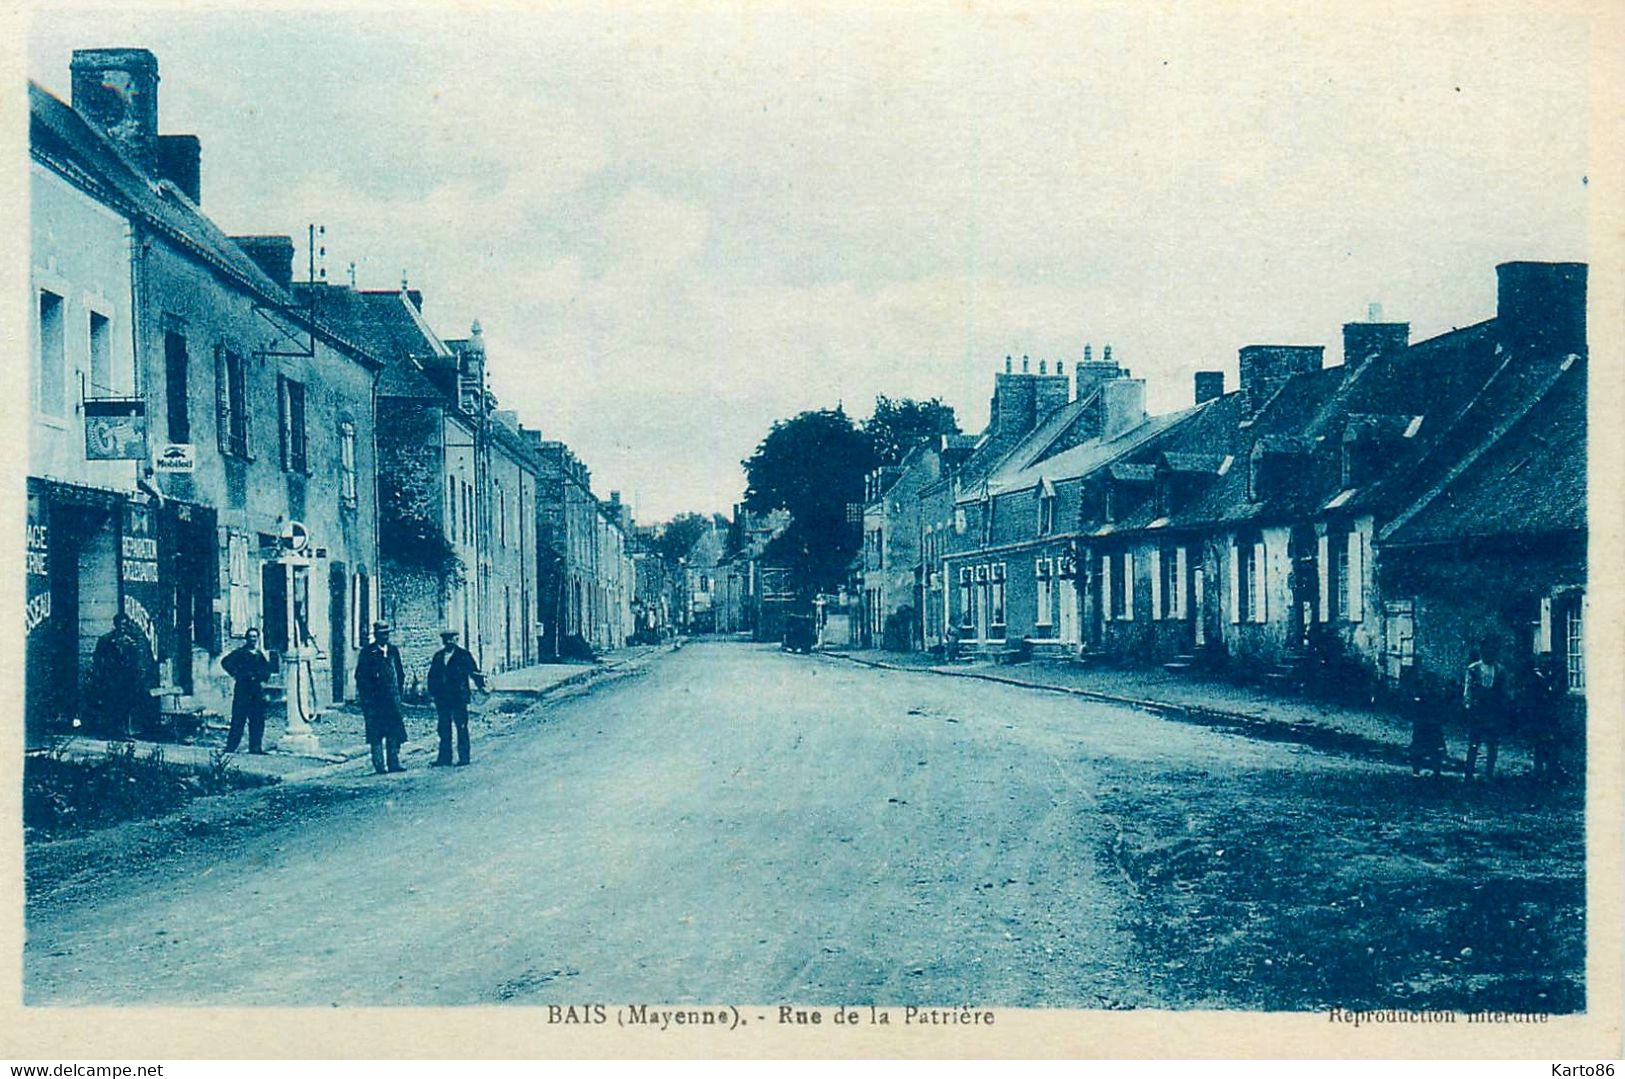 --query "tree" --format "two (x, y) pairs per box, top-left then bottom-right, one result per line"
(864, 395), (960, 466)
(741, 406), (877, 595)
(654, 512), (713, 565)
